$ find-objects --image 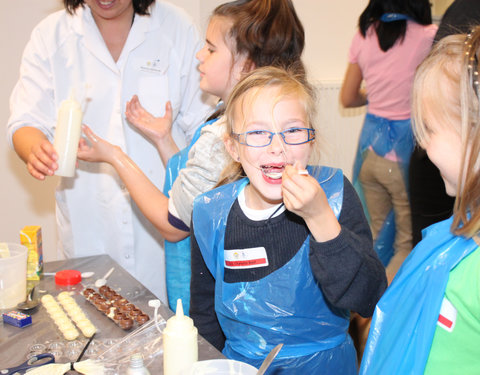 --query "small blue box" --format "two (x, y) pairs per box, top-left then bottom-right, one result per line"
(2, 310), (32, 328)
